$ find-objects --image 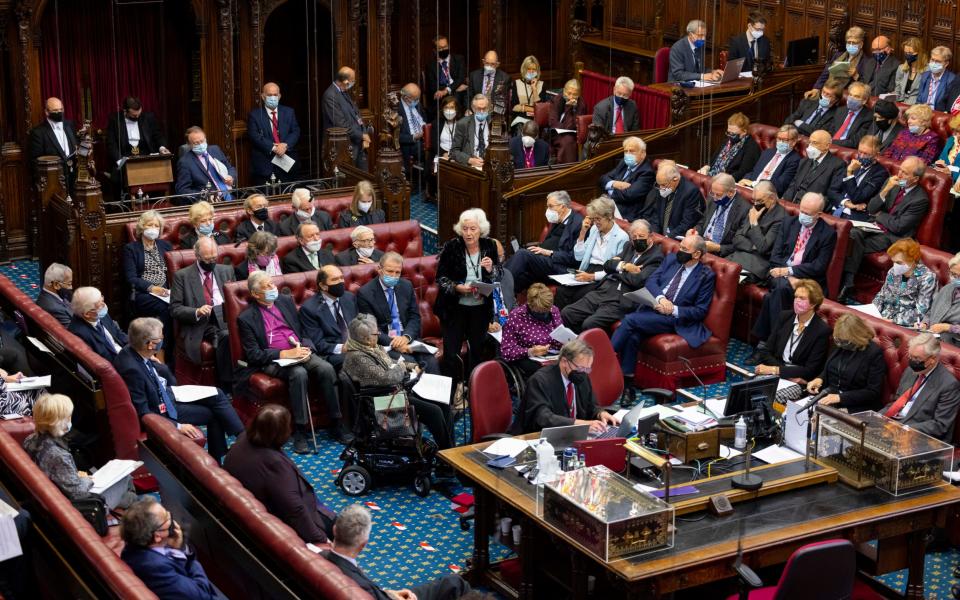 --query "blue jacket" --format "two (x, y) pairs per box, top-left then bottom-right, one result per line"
(744, 148), (802, 197)
(599, 159), (656, 221)
(836, 161), (889, 209)
(916, 69), (957, 108)
(299, 291), (359, 358)
(113, 345), (178, 423)
(769, 217), (838, 294)
(246, 104), (300, 181)
(937, 136), (960, 182)
(122, 239), (173, 300)
(574, 223), (629, 271)
(644, 253), (715, 348)
(67, 314), (127, 364)
(174, 146), (238, 198)
(545, 210), (585, 269)
(121, 545), (221, 600)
